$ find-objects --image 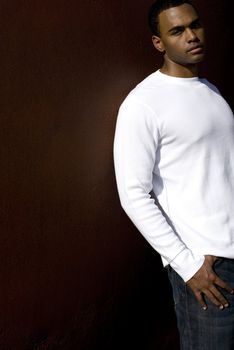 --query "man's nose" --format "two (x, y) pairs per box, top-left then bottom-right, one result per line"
(186, 28), (198, 42)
